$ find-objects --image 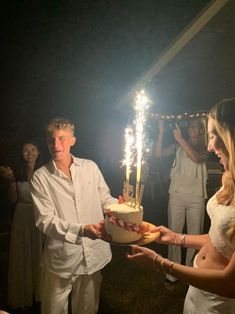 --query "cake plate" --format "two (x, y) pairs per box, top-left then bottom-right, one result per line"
(105, 221), (160, 246)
